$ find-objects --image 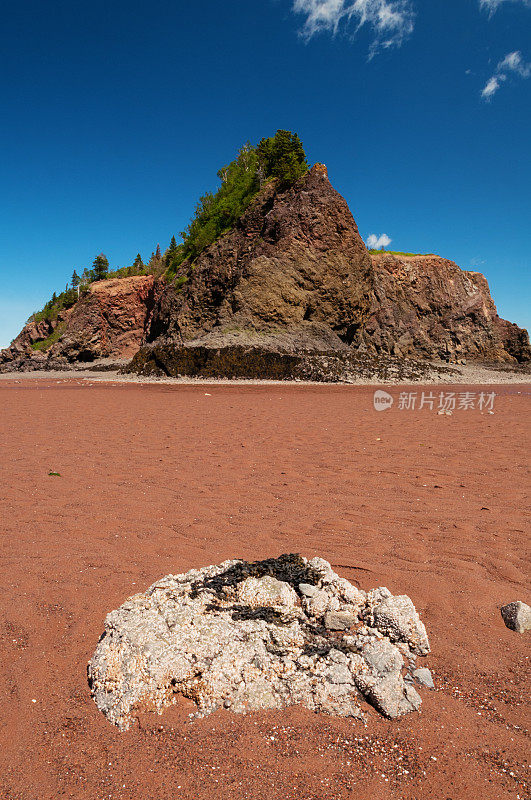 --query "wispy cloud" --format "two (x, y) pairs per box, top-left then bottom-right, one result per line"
(292, 0), (415, 57)
(481, 76), (502, 99)
(367, 233), (392, 249)
(479, 0), (531, 15)
(481, 50), (531, 99)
